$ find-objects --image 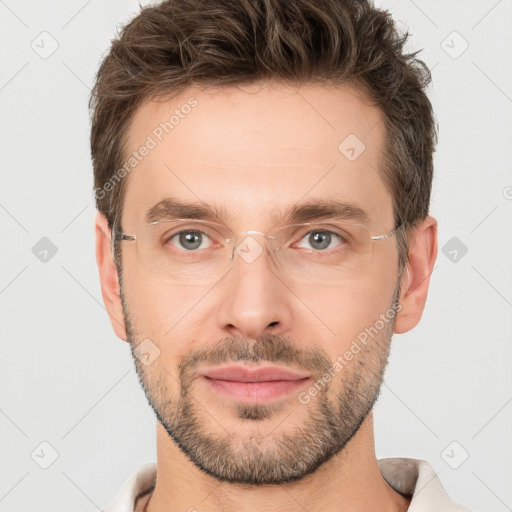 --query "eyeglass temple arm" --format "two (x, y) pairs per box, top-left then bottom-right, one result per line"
(371, 224), (402, 241)
(110, 224), (136, 260)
